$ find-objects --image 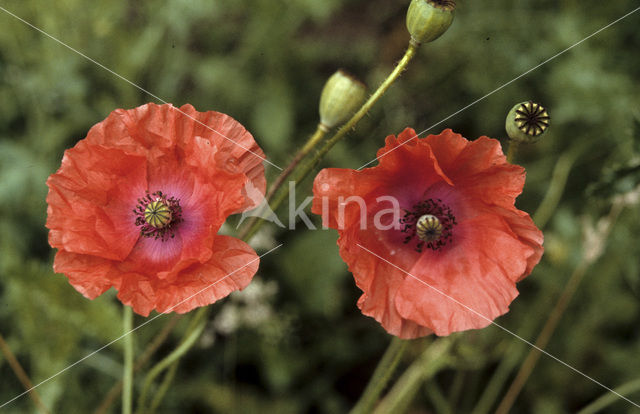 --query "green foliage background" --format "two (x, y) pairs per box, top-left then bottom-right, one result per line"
(1, 0), (639, 413)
